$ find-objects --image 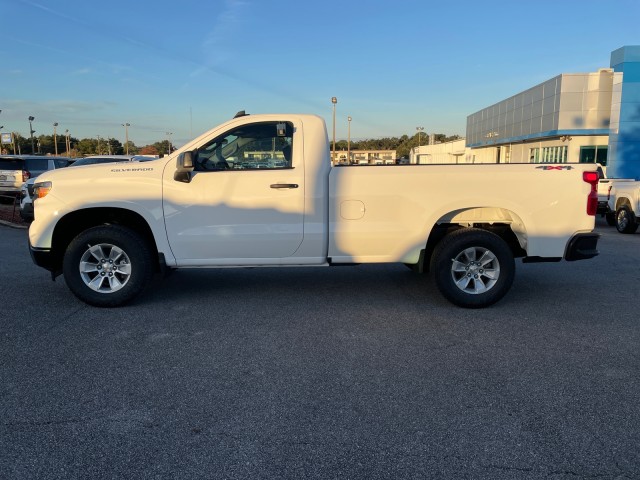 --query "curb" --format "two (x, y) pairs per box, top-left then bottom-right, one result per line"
(0, 219), (28, 230)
